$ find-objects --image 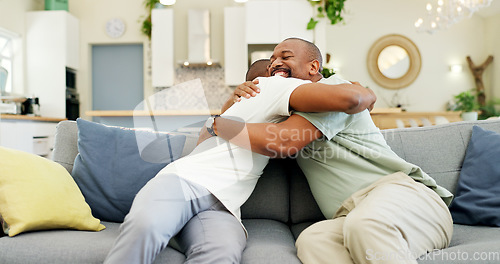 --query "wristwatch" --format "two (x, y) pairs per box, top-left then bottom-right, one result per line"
(205, 115), (220, 136)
